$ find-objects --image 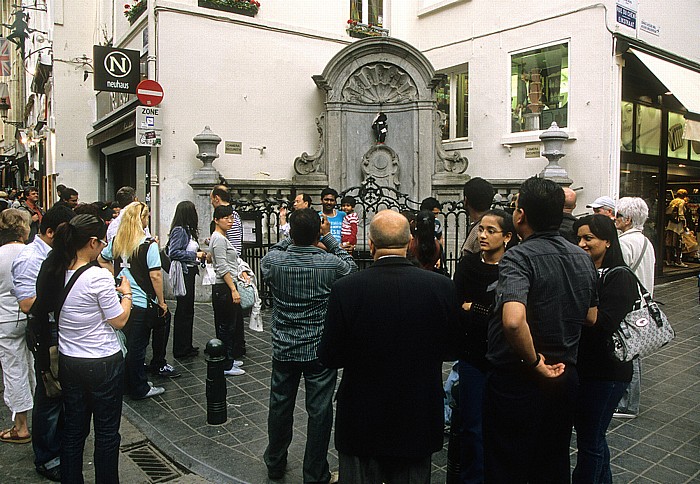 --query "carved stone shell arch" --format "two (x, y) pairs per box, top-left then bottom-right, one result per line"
(342, 64), (418, 104)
